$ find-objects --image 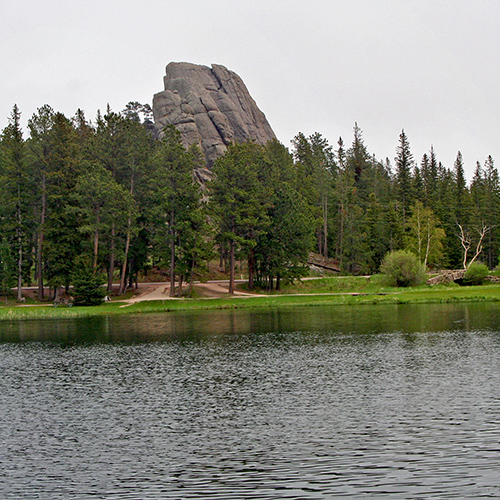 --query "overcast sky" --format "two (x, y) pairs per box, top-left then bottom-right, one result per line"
(1, 0), (499, 180)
